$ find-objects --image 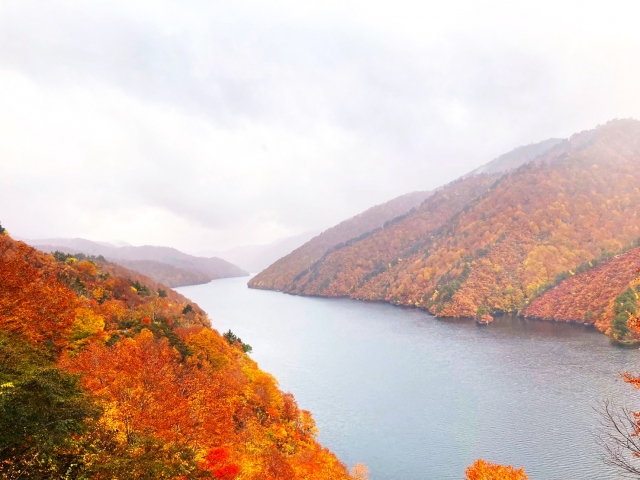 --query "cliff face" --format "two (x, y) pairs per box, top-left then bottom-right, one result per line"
(250, 120), (640, 325)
